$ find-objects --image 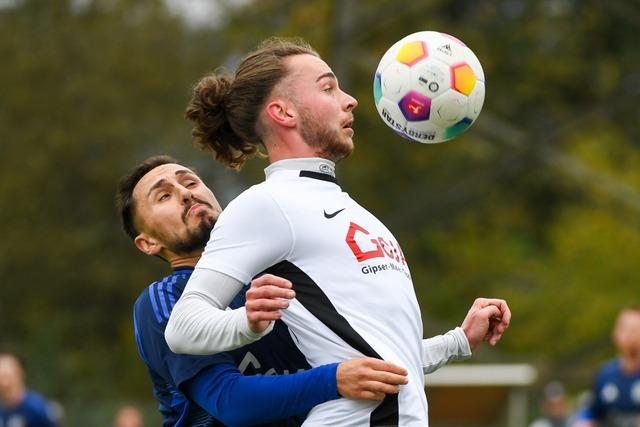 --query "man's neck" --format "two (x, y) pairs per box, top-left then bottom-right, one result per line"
(620, 354), (640, 374)
(168, 252), (201, 269)
(1, 387), (26, 408)
(263, 131), (320, 163)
